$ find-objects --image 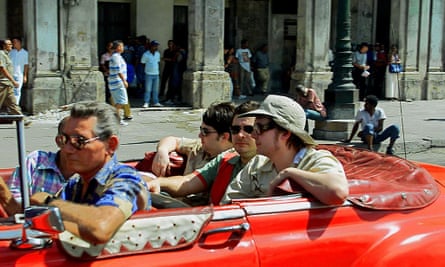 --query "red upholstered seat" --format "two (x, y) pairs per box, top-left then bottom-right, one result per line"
(276, 144), (439, 210)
